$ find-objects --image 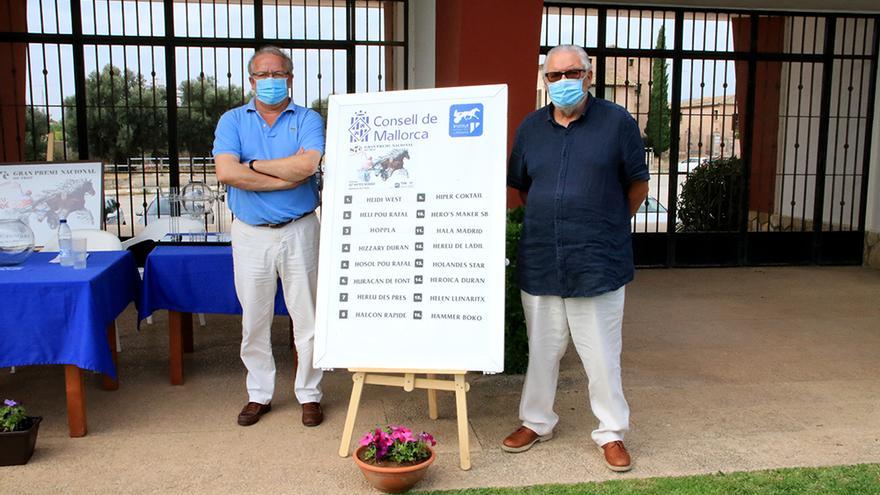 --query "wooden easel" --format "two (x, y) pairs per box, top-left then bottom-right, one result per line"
(337, 368), (472, 470)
